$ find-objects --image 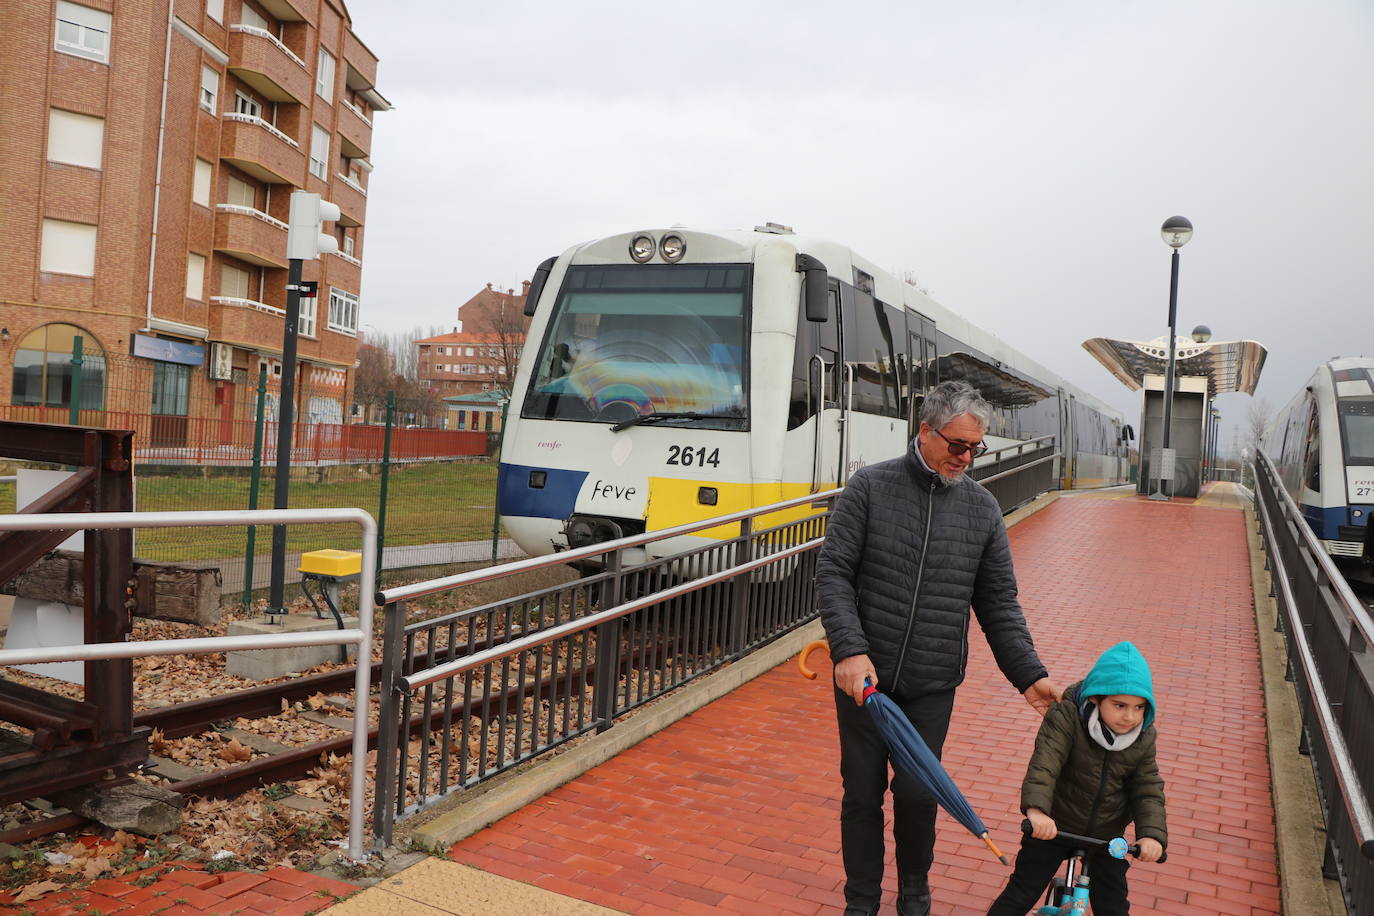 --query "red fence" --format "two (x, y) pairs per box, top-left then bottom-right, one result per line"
(0, 405), (488, 465)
